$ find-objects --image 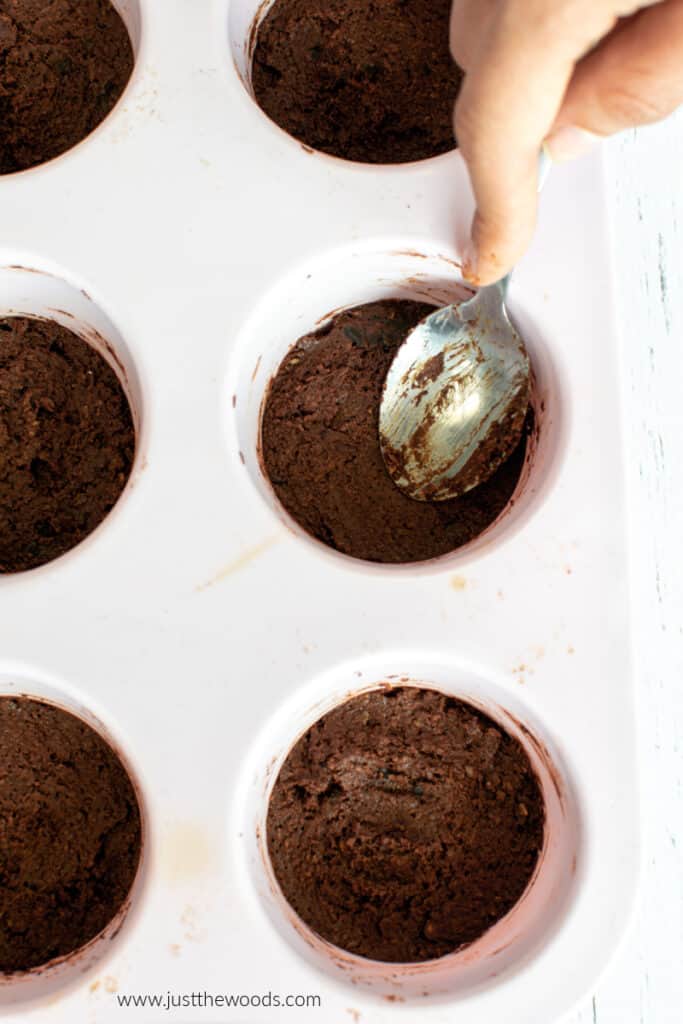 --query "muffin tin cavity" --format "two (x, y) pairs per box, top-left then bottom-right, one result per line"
(0, 264), (142, 574)
(0, 0), (139, 175)
(267, 685), (545, 963)
(237, 654), (581, 1000)
(0, 672), (147, 1008)
(231, 0), (462, 163)
(229, 245), (563, 571)
(261, 297), (533, 564)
